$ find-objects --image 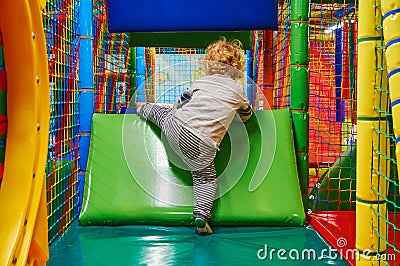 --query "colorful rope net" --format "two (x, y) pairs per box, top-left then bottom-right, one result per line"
(42, 0), (131, 243)
(93, 0), (131, 114)
(258, 0), (399, 263)
(307, 2), (357, 212)
(305, 3), (362, 262)
(43, 0), (80, 243)
(273, 0), (291, 110)
(369, 0), (400, 262)
(140, 47), (205, 105)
